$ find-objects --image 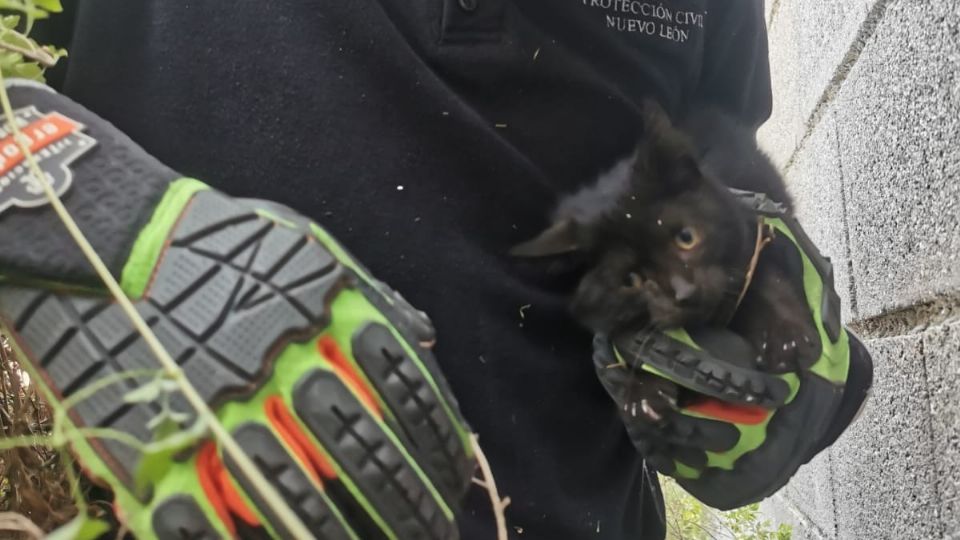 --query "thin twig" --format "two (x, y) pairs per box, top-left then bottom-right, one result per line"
(59, 448), (87, 515)
(0, 40), (56, 68)
(471, 435), (510, 540)
(0, 511), (44, 539)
